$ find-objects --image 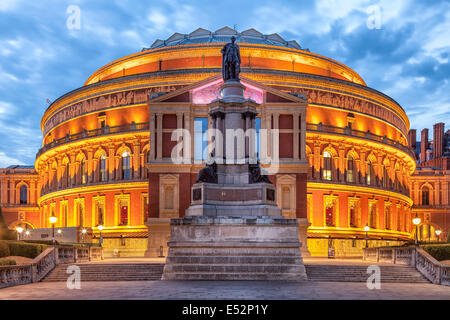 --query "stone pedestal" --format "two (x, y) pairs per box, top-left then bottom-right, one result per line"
(162, 216), (307, 280)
